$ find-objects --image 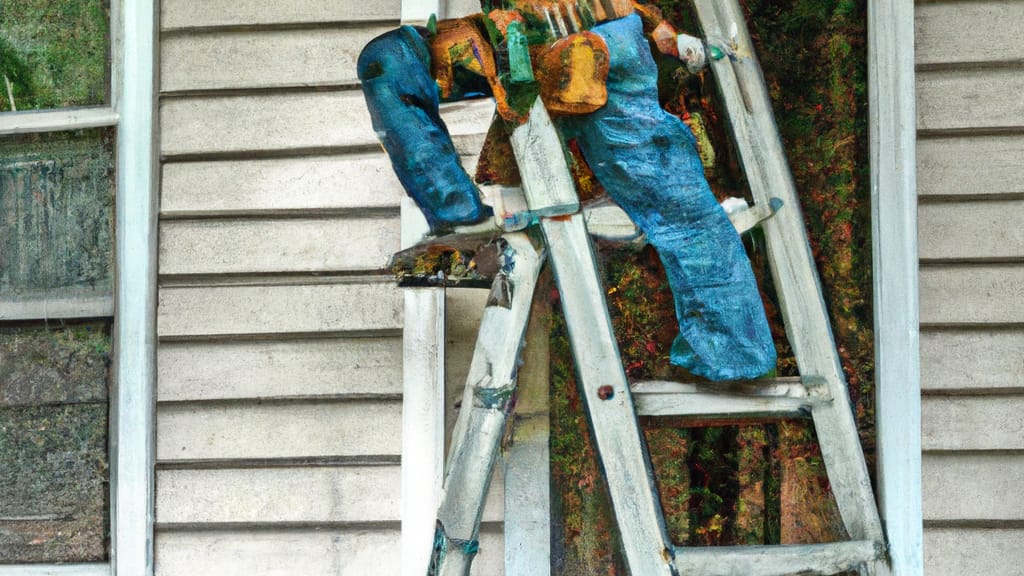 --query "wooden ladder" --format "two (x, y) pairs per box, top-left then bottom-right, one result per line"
(423, 0), (890, 573)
